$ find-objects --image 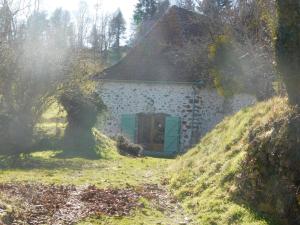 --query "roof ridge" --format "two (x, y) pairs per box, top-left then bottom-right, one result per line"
(93, 6), (211, 83)
(94, 6), (205, 79)
(97, 7), (175, 76)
